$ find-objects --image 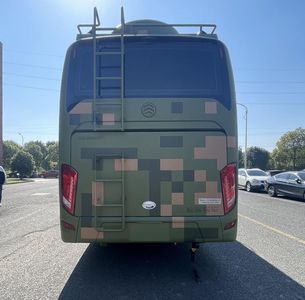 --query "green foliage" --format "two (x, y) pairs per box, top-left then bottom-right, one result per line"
(238, 147), (244, 168)
(272, 127), (305, 170)
(246, 146), (270, 170)
(24, 142), (43, 170)
(39, 141), (59, 170)
(11, 151), (35, 178)
(32, 141), (48, 158)
(46, 141), (59, 168)
(3, 140), (22, 169)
